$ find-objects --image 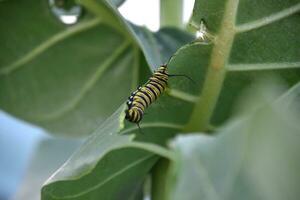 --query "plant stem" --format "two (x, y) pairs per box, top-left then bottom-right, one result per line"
(184, 0), (239, 132)
(150, 2), (187, 199)
(149, 2), (185, 193)
(160, 0), (184, 28)
(151, 158), (170, 200)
